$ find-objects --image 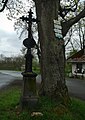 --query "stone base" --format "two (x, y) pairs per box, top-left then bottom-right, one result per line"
(21, 71), (38, 110)
(21, 96), (38, 110)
